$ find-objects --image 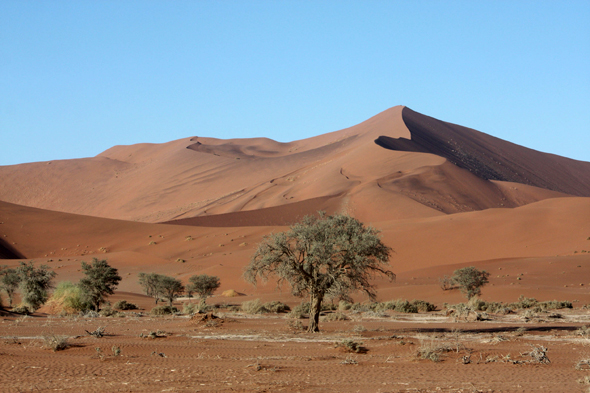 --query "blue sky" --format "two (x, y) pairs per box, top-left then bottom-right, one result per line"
(1, 1), (589, 166)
